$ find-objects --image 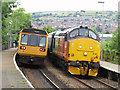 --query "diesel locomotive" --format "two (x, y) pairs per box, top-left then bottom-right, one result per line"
(48, 26), (101, 76)
(17, 28), (48, 65)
